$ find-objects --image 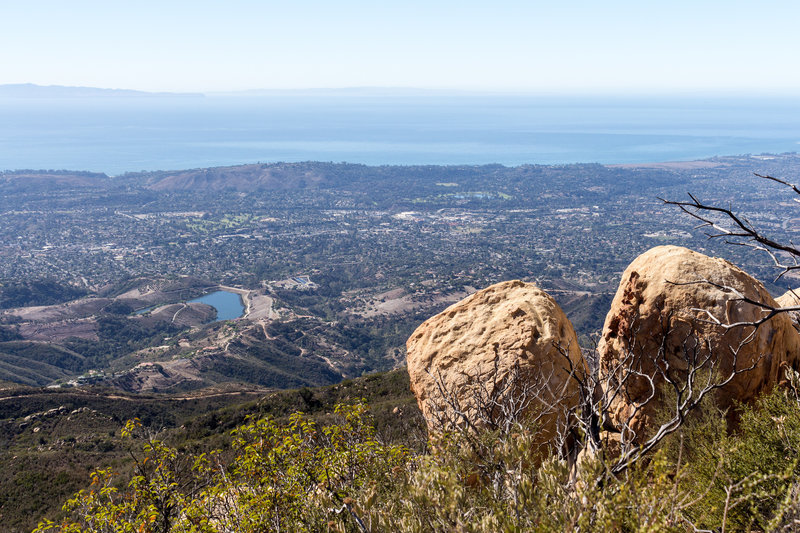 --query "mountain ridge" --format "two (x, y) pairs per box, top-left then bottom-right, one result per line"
(0, 83), (203, 98)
